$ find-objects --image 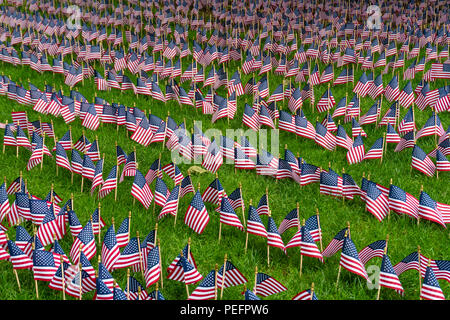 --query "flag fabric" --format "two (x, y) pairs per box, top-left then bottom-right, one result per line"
(278, 209), (299, 235)
(131, 170), (153, 209)
(420, 265), (446, 300)
(69, 221), (96, 264)
(418, 191), (446, 228)
(393, 251), (420, 276)
(266, 216), (286, 254)
(217, 260), (247, 289)
(184, 191), (210, 234)
(339, 234), (369, 281)
(144, 246), (161, 287)
(219, 197), (244, 231)
(101, 225), (120, 271)
(358, 240), (386, 266)
(411, 145), (436, 177)
(188, 269), (217, 300)
(255, 273), (287, 297)
(246, 205), (267, 238)
(388, 184), (419, 219)
(300, 224), (323, 262)
(32, 250), (58, 281)
(379, 254), (404, 295)
(347, 135), (365, 164)
(365, 182), (390, 222)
